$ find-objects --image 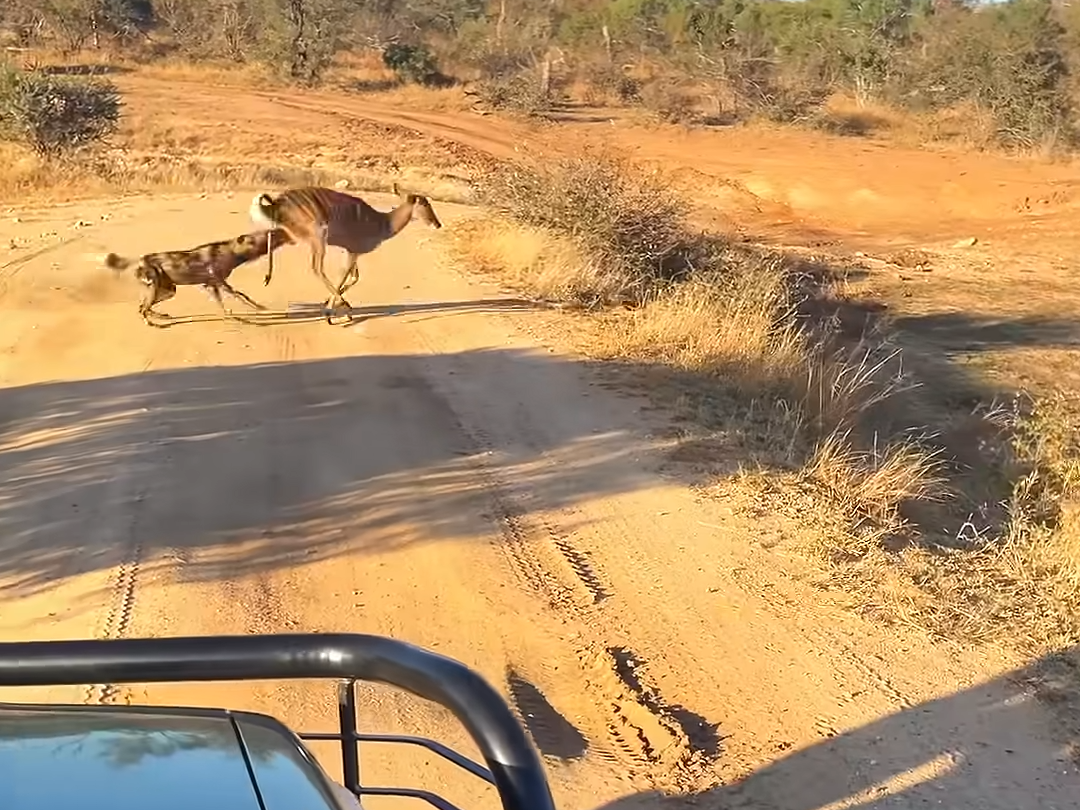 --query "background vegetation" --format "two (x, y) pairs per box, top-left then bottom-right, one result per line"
(3, 0), (1080, 152)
